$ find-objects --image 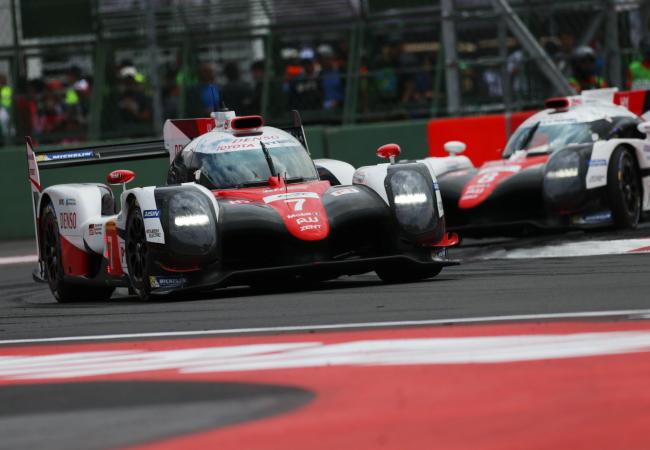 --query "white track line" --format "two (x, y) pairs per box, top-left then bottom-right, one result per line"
(2, 308), (650, 346)
(0, 254), (38, 266)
